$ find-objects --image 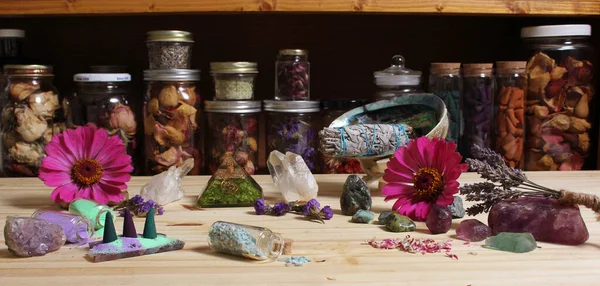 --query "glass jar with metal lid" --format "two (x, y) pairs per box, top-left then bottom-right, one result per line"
(275, 49), (310, 100)
(521, 24), (596, 171)
(146, 30), (194, 69)
(210, 62), (258, 101)
(428, 62), (462, 144)
(143, 69), (202, 175)
(205, 100), (261, 175)
(264, 100), (320, 172)
(374, 55), (422, 100)
(461, 63), (495, 158)
(68, 72), (137, 171)
(1, 65), (64, 177)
